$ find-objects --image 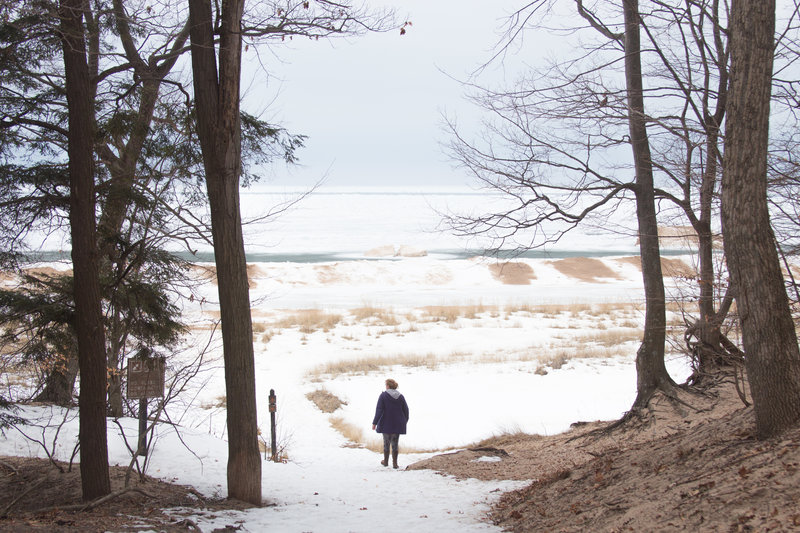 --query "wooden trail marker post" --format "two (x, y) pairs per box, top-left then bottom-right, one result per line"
(269, 389), (277, 462)
(126, 357), (166, 456)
